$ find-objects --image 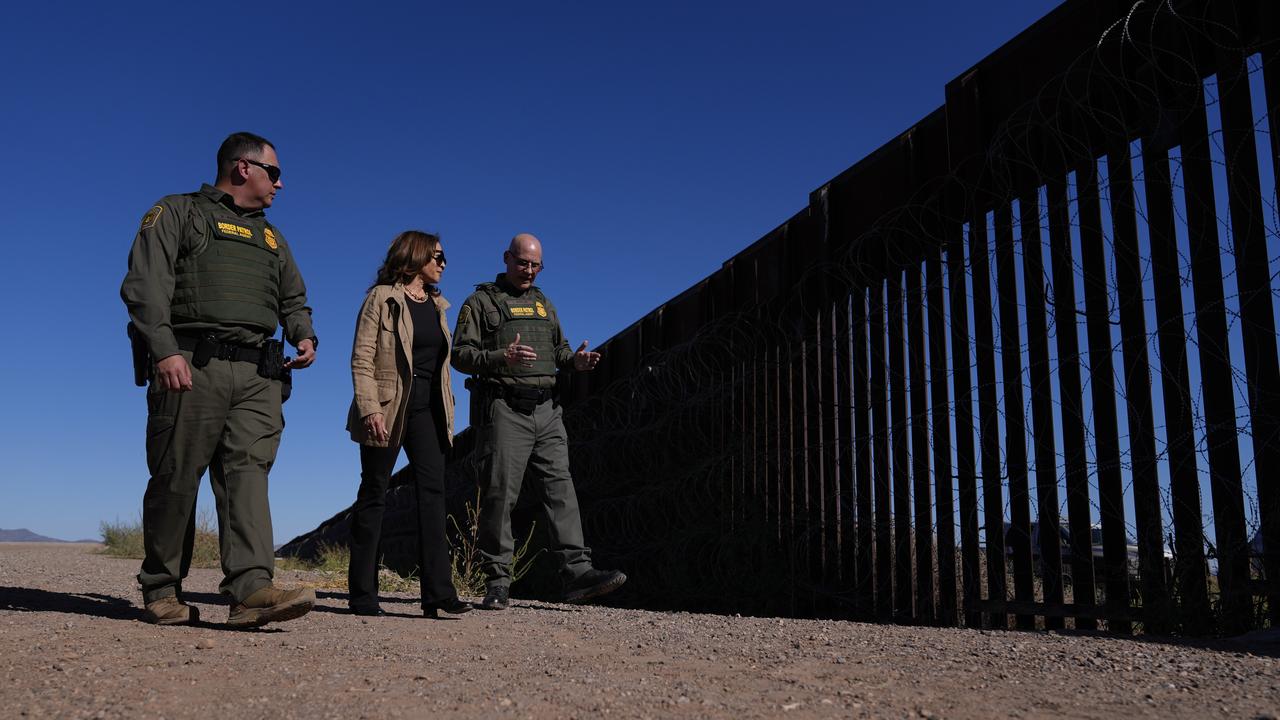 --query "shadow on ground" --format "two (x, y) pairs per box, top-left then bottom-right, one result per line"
(1, 586), (138, 621)
(0, 587), (290, 633)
